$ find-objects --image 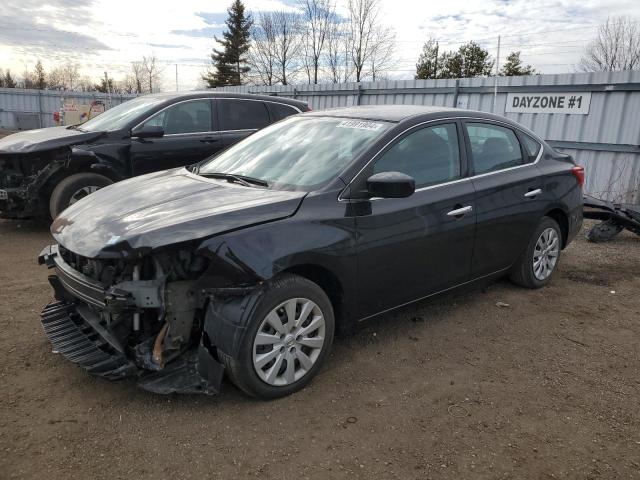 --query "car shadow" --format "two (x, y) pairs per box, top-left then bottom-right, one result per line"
(101, 284), (504, 408)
